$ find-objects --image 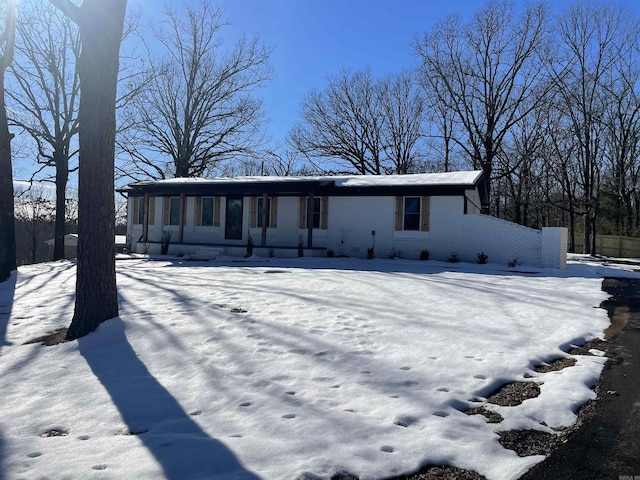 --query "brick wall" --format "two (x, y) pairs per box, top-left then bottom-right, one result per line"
(451, 214), (567, 269)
